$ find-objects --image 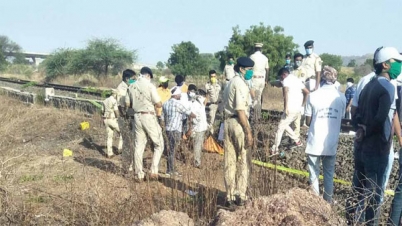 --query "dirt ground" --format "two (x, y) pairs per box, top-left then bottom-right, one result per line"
(0, 84), (399, 225)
